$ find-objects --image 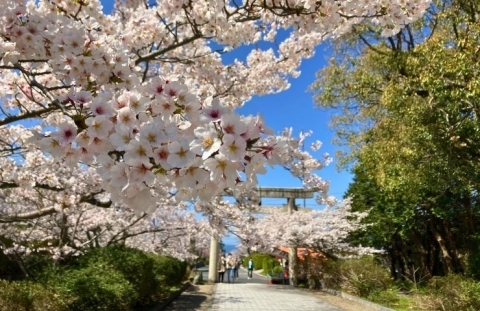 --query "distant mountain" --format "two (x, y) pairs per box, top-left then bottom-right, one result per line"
(222, 244), (236, 254)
